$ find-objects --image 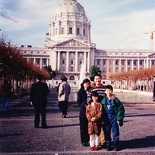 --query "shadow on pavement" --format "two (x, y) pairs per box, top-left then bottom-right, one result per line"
(120, 135), (155, 149)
